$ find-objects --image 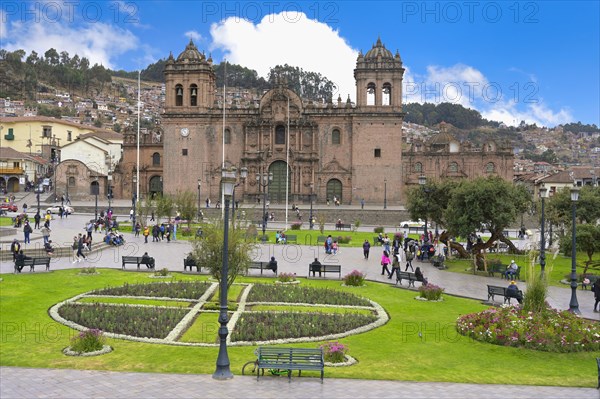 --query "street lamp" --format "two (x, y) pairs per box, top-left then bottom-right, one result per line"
(231, 166), (248, 224)
(309, 183), (314, 230)
(197, 178), (202, 220)
(91, 179), (99, 220)
(569, 186), (580, 314)
(107, 173), (113, 211)
(383, 178), (387, 209)
(418, 175), (430, 242)
(256, 171), (273, 241)
(35, 183), (43, 215)
(539, 184), (548, 274)
(213, 167), (236, 380)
